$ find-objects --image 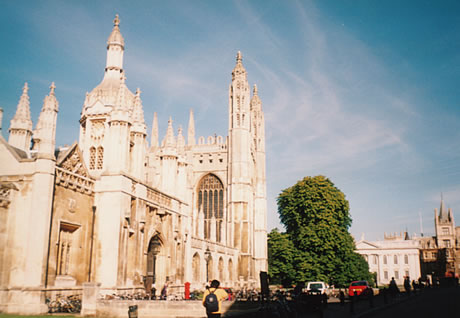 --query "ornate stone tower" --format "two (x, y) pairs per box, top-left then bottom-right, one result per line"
(78, 14), (146, 179)
(250, 84), (268, 275)
(228, 52), (260, 280)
